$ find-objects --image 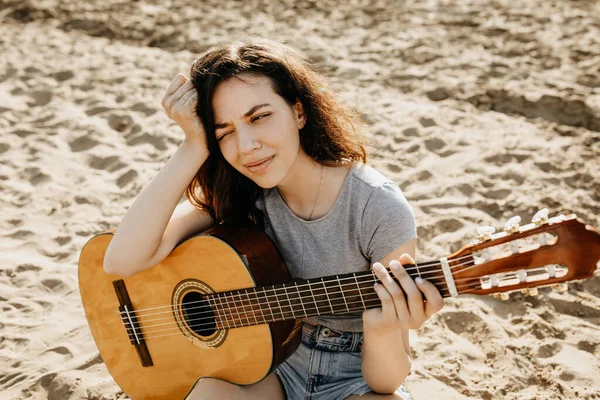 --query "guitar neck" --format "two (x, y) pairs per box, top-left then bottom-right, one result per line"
(205, 260), (455, 329)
